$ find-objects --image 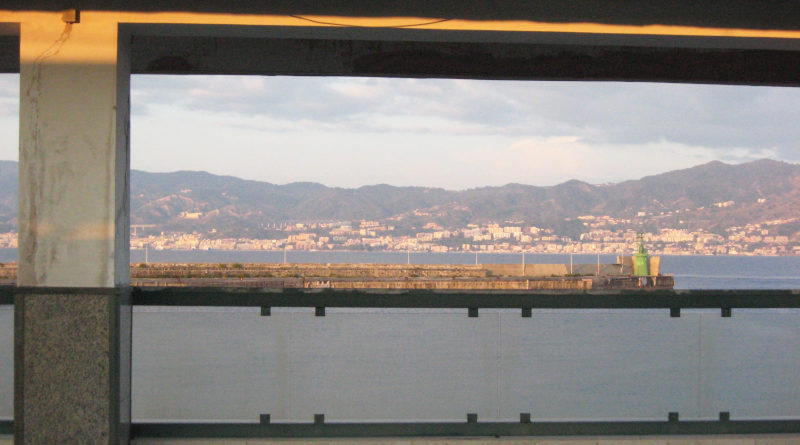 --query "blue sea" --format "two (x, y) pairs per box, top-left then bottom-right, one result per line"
(1, 249), (799, 423)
